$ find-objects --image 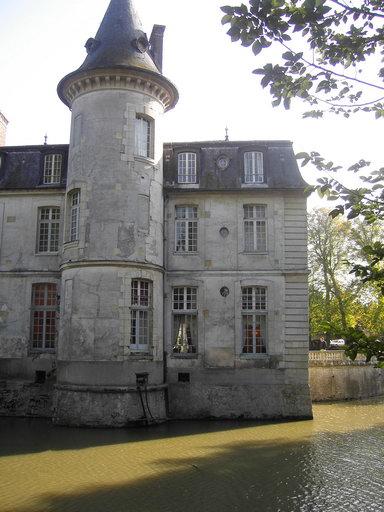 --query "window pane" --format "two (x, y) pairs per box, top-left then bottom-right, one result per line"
(243, 205), (266, 252)
(44, 154), (62, 184)
(178, 153), (196, 183)
(130, 280), (152, 350)
(242, 314), (266, 354)
(32, 311), (44, 348)
(173, 314), (197, 354)
(244, 151), (264, 183)
(175, 207), (198, 253)
(38, 207), (61, 253)
(31, 283), (57, 351)
(135, 116), (151, 158)
(173, 287), (197, 310)
(242, 287), (267, 311)
(70, 191), (80, 242)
